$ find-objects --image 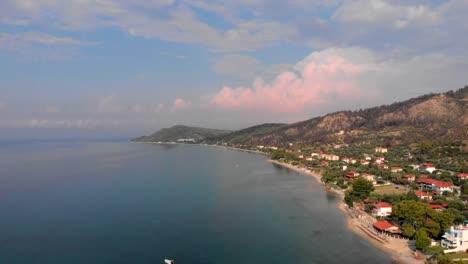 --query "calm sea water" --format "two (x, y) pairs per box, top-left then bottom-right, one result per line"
(0, 141), (393, 264)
